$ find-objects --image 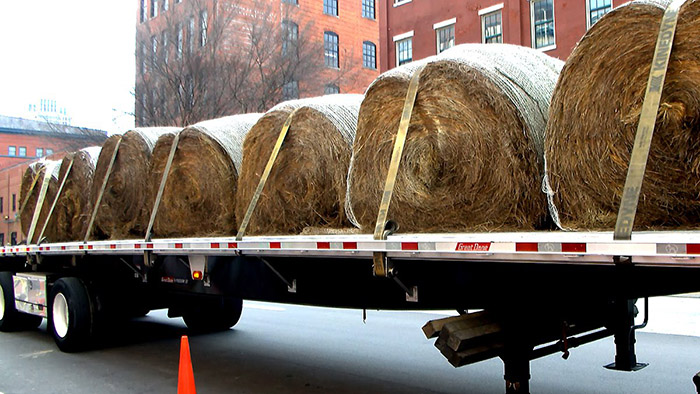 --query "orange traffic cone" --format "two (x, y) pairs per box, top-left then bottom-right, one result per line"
(178, 336), (197, 394)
